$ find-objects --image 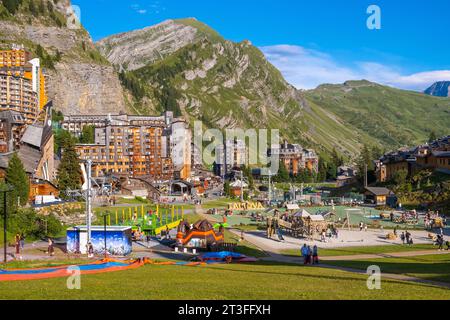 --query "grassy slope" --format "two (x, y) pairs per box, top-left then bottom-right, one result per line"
(304, 80), (450, 149)
(1, 260), (449, 299)
(324, 254), (450, 284)
(281, 244), (437, 257)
